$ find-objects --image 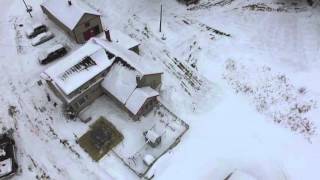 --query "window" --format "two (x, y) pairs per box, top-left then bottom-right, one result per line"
(85, 22), (90, 27)
(152, 80), (156, 88)
(77, 97), (86, 106)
